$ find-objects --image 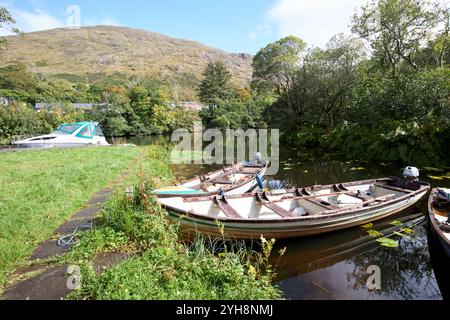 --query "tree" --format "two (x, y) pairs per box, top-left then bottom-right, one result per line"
(430, 1), (449, 67)
(0, 8), (18, 47)
(0, 64), (38, 93)
(295, 35), (366, 127)
(351, 0), (438, 74)
(198, 61), (233, 105)
(252, 36), (306, 99)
